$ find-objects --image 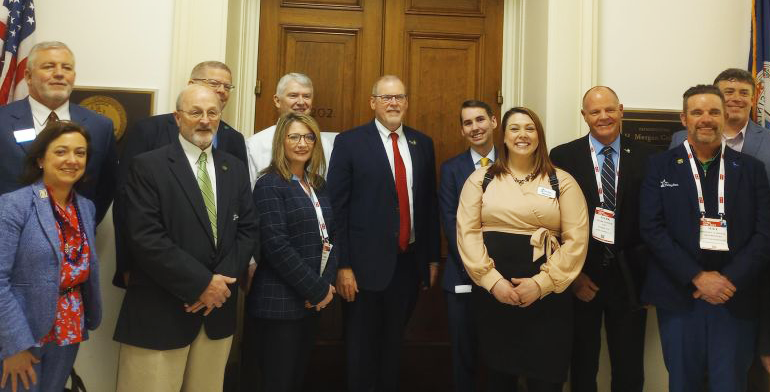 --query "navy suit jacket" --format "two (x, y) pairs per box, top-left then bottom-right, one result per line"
(327, 120), (440, 291)
(247, 172), (337, 320)
(438, 149), (489, 292)
(640, 144), (770, 317)
(0, 182), (101, 360)
(670, 120), (770, 184)
(0, 98), (117, 224)
(112, 113), (247, 287)
(113, 139), (258, 350)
